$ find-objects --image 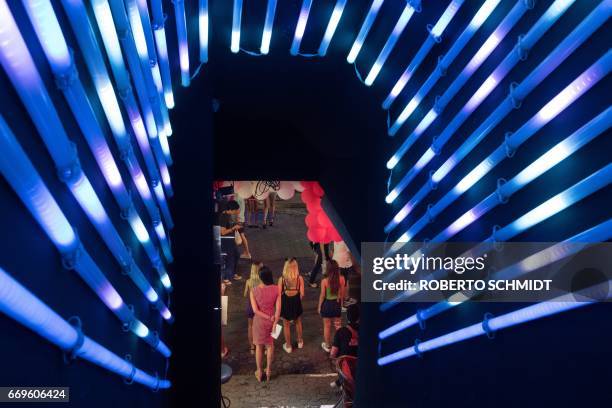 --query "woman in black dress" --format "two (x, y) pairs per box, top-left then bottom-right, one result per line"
(278, 258), (305, 353)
